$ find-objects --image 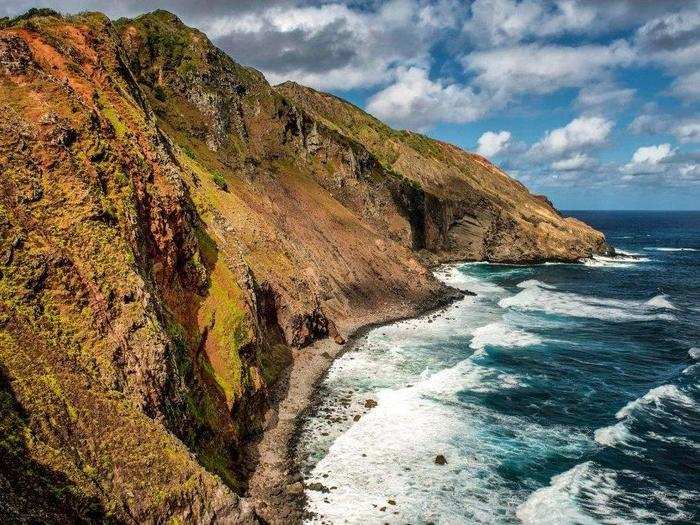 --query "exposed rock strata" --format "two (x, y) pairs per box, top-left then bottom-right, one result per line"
(0, 9), (610, 524)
